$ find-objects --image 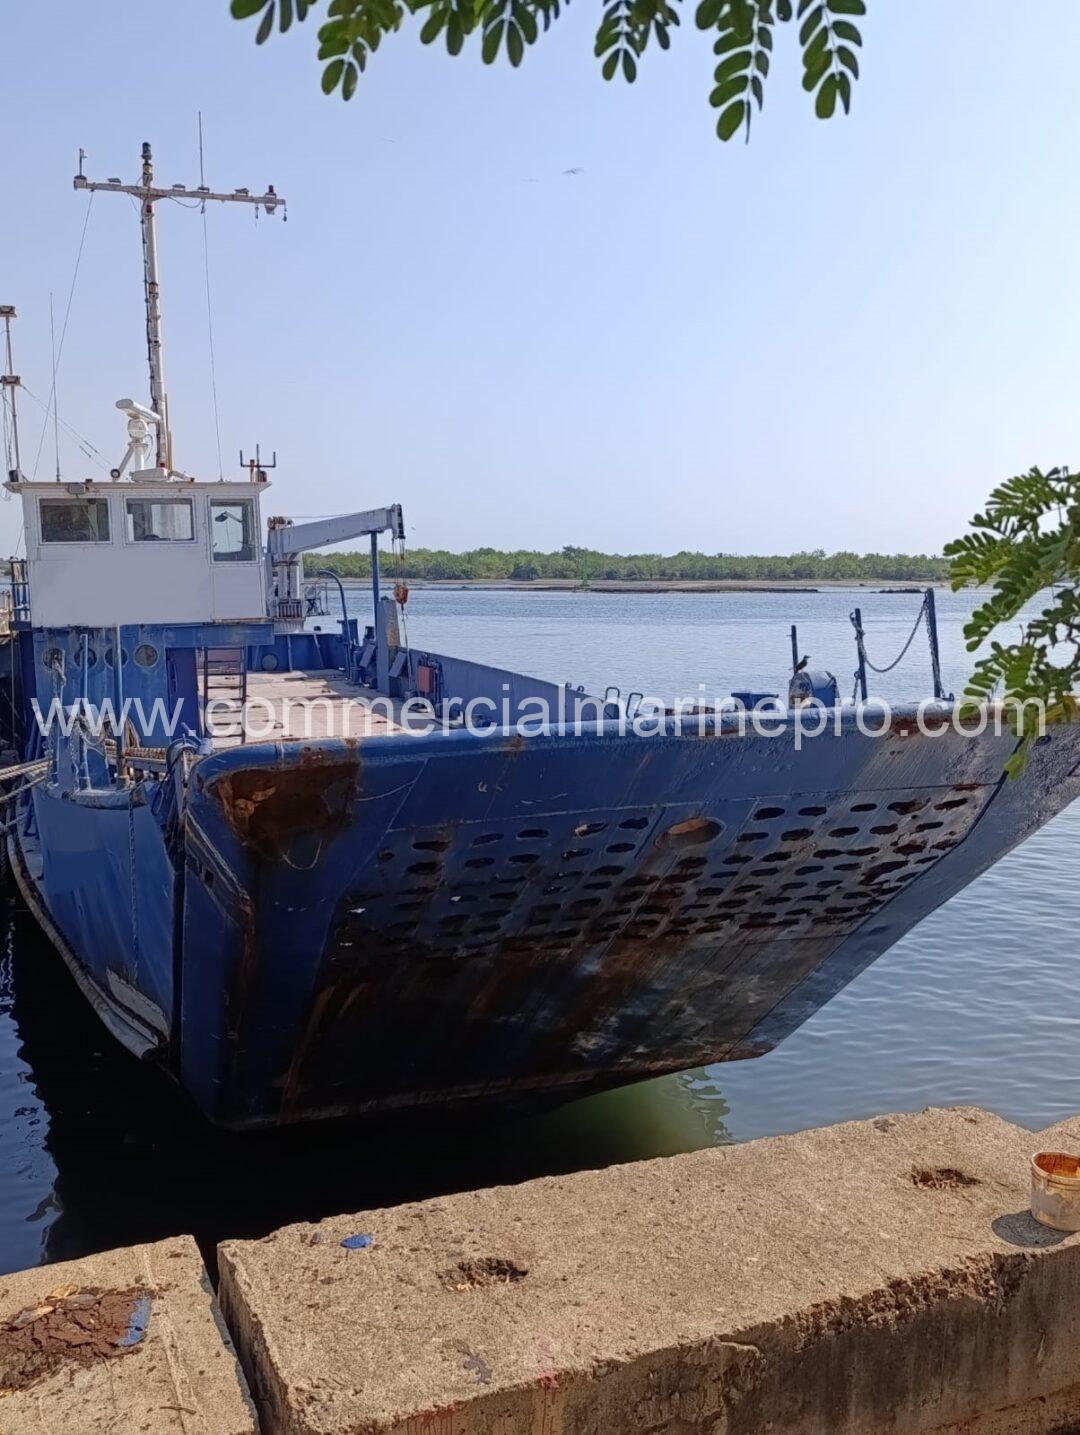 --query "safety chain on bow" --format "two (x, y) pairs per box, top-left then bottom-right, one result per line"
(859, 592), (931, 675)
(850, 592), (934, 702)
